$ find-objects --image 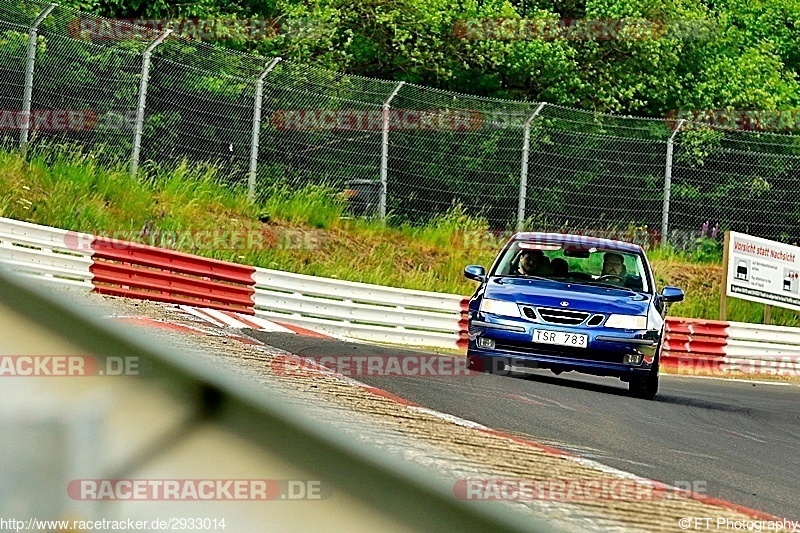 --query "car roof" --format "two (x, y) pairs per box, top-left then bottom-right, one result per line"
(512, 232), (644, 254)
